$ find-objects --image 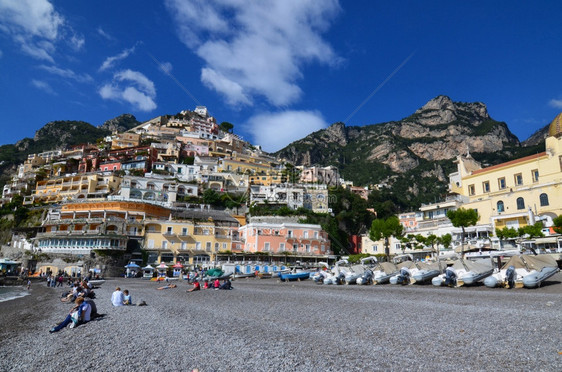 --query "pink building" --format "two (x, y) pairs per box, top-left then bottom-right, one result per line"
(99, 161), (122, 172)
(239, 221), (331, 256)
(398, 212), (418, 233)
